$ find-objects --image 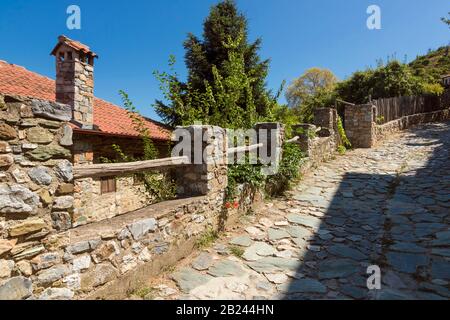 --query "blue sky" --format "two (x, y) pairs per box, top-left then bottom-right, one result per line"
(0, 0), (448, 121)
